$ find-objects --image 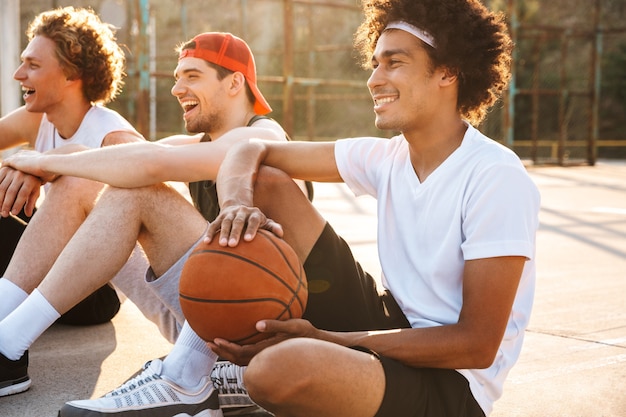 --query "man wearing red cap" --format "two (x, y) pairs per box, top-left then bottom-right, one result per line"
(1, 31), (308, 416)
